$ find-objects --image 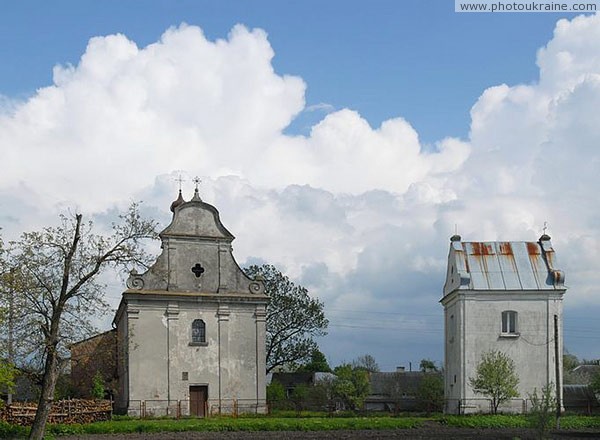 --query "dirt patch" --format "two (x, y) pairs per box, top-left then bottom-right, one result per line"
(57, 427), (600, 440)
